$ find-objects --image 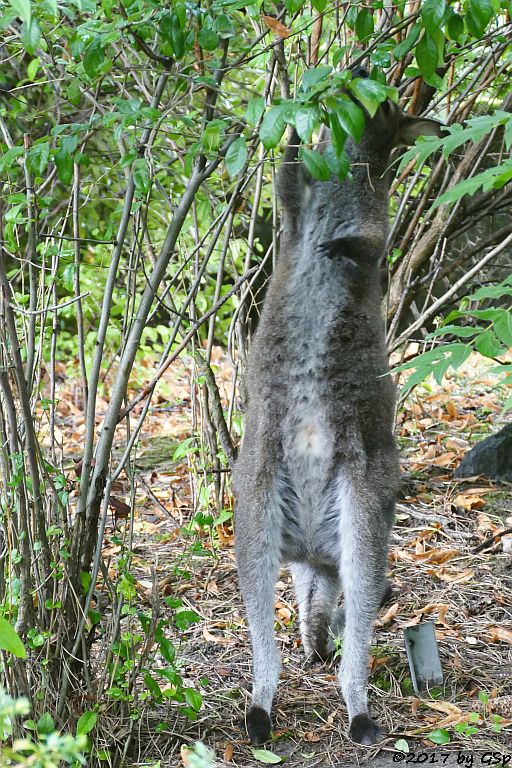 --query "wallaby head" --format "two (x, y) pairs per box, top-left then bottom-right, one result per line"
(278, 89), (443, 259)
(352, 99), (443, 166)
(346, 65), (444, 162)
